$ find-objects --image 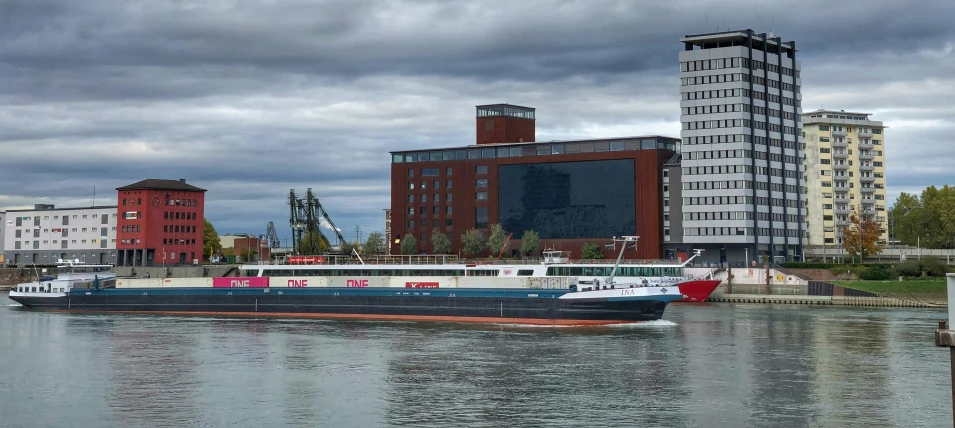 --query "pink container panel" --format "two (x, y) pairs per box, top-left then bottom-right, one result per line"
(212, 277), (270, 288)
